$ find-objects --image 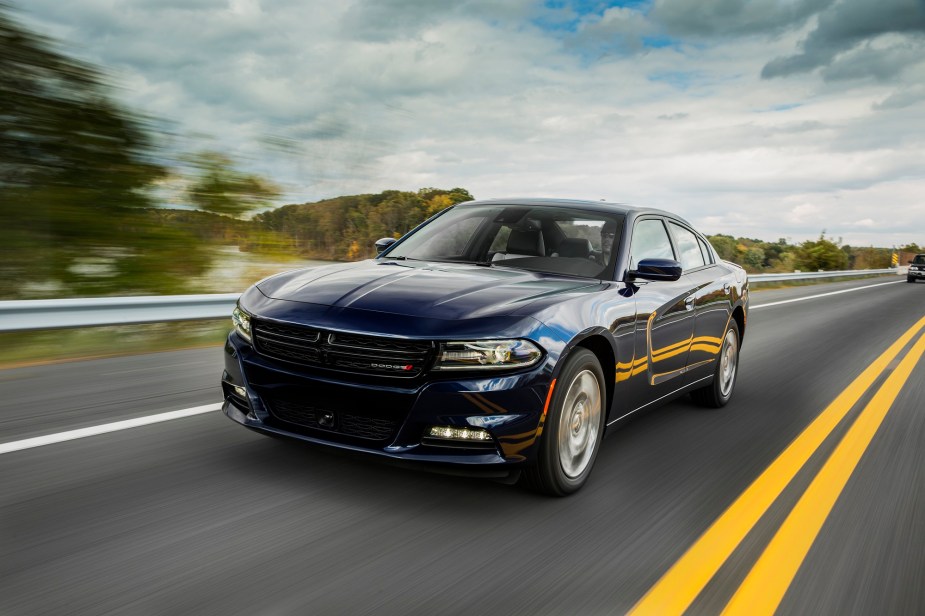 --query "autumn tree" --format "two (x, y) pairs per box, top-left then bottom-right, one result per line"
(254, 188), (476, 260)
